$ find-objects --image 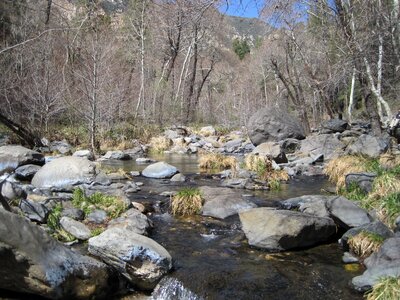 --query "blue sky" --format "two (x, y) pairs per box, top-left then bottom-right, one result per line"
(219, 0), (264, 18)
